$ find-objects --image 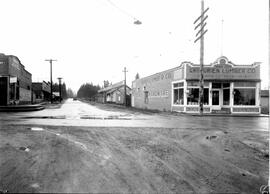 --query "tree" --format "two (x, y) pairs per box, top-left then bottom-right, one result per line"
(103, 80), (110, 88)
(135, 73), (140, 80)
(67, 88), (75, 98)
(77, 83), (100, 99)
(52, 82), (67, 99)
